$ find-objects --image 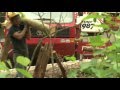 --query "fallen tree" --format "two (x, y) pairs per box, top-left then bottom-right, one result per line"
(8, 61), (80, 78)
(22, 18), (50, 36)
(0, 60), (92, 78)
